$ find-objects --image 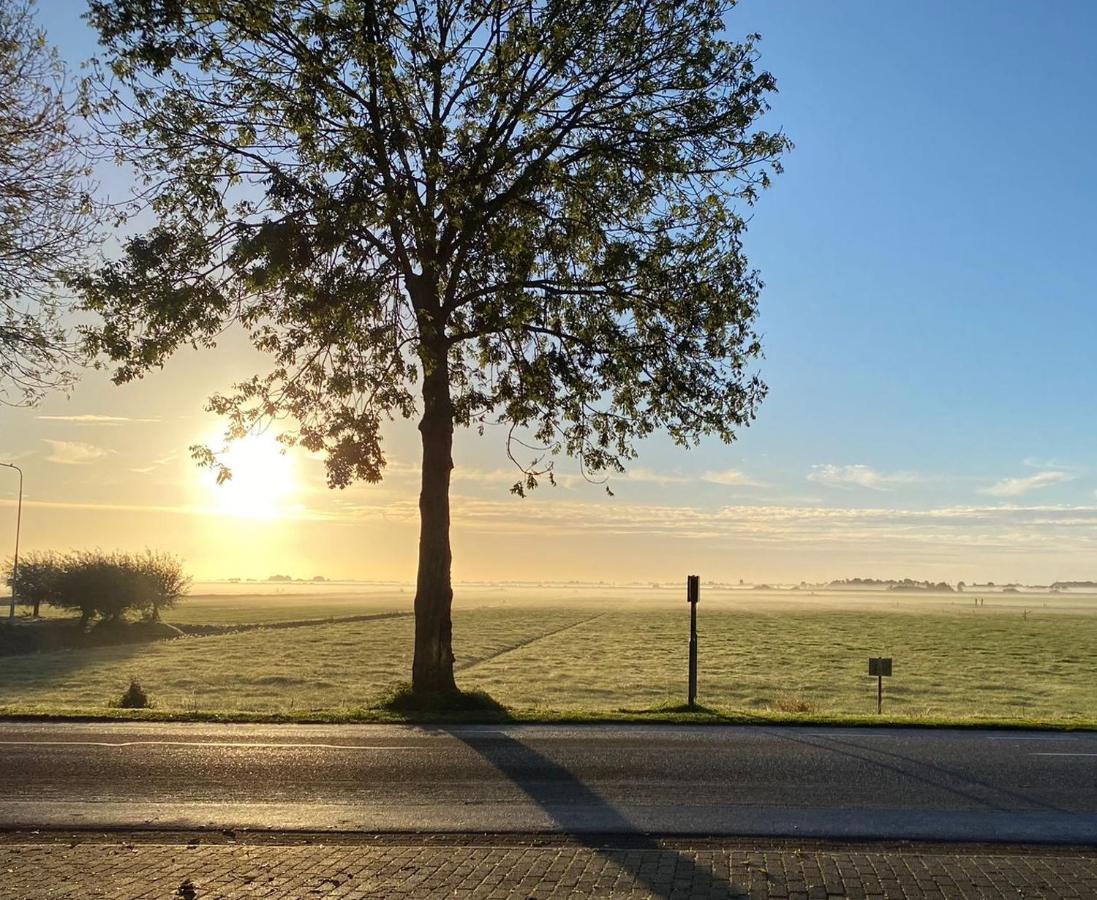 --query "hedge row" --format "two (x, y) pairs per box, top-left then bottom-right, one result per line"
(7, 550), (189, 623)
